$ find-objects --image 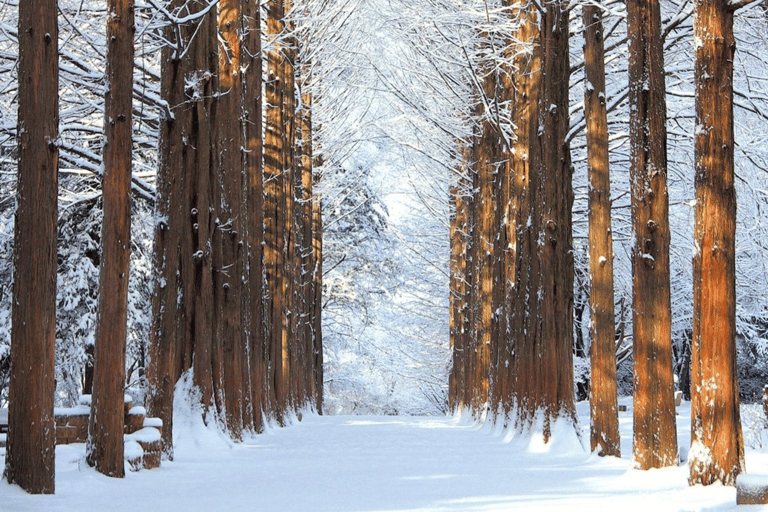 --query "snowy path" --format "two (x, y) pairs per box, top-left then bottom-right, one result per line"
(1, 400), (759, 511)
